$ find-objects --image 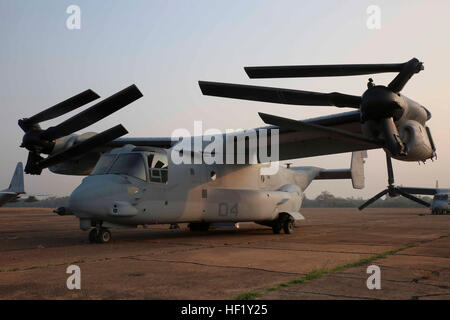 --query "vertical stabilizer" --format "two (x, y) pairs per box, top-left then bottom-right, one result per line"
(8, 162), (25, 194)
(350, 151), (367, 189)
